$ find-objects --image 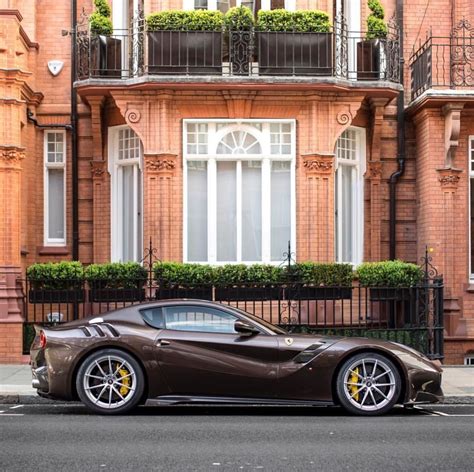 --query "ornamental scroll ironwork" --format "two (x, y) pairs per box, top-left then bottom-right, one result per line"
(334, 12), (348, 79)
(229, 31), (253, 76)
(451, 18), (474, 87)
